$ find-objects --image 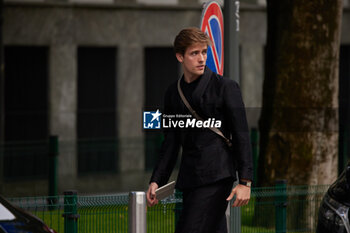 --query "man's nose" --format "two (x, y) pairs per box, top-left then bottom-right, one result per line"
(198, 53), (205, 62)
